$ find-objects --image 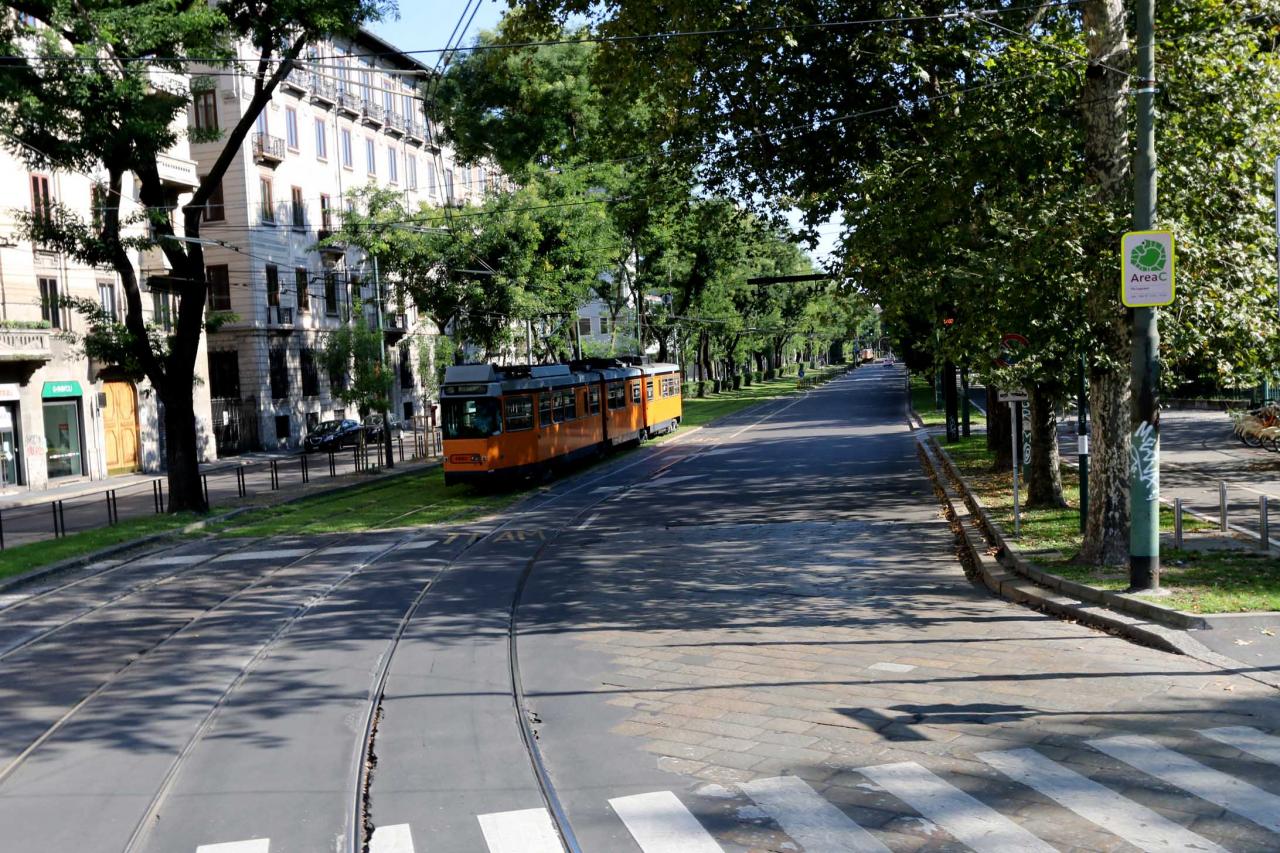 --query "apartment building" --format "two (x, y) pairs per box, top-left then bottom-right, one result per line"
(0, 80), (215, 493)
(192, 29), (504, 453)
